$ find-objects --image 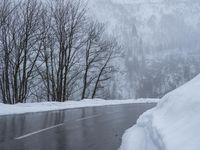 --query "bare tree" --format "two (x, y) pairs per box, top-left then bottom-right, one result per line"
(80, 20), (119, 99)
(0, 0), (43, 104)
(81, 21), (105, 99)
(91, 39), (118, 99)
(0, 0), (13, 104)
(0, 0), (119, 103)
(38, 0), (87, 102)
